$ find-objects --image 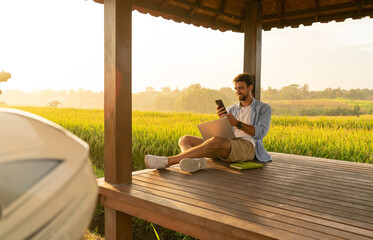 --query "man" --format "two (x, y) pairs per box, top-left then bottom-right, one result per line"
(145, 73), (272, 172)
